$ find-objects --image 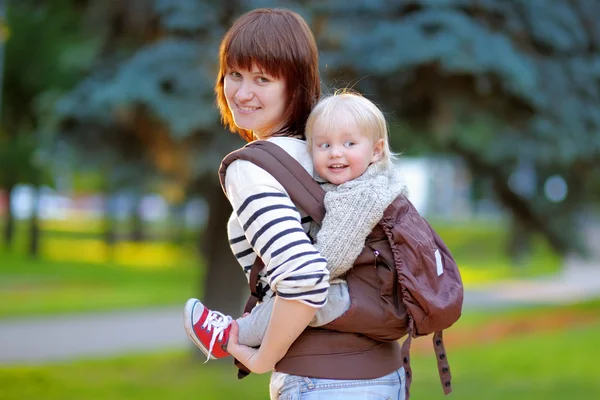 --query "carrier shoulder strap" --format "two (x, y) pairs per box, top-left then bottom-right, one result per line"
(218, 140), (326, 380)
(218, 140), (325, 224)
